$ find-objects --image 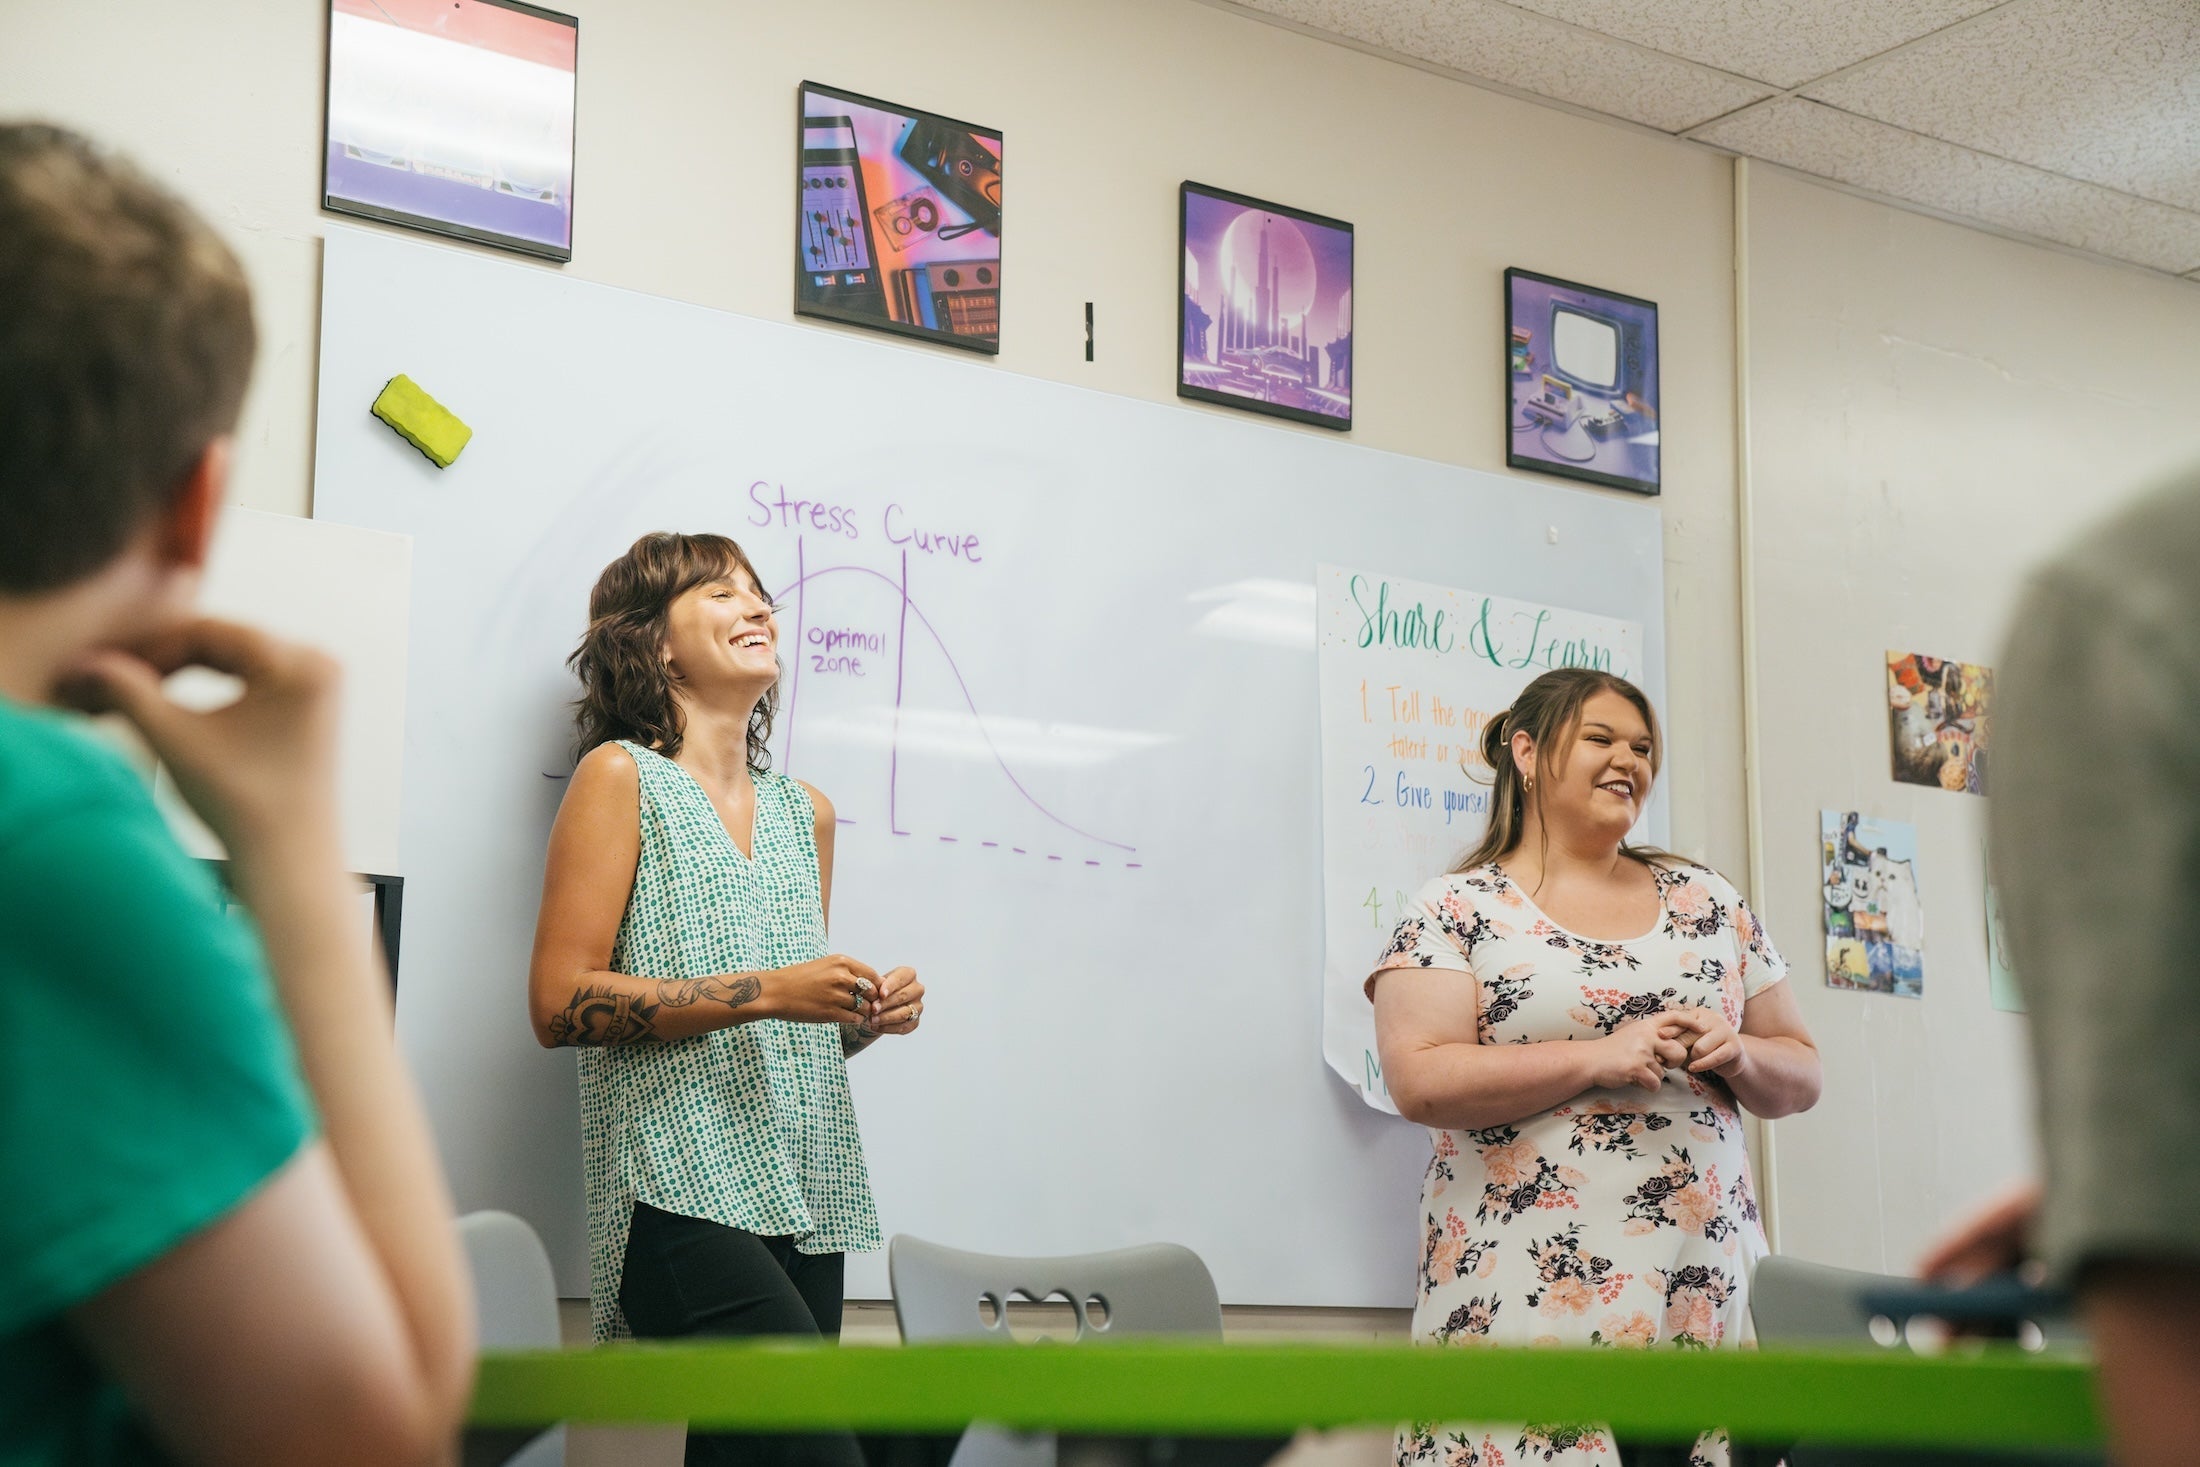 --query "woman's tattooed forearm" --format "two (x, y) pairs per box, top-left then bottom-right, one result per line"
(658, 973), (763, 1010)
(547, 973), (762, 1046)
(546, 984), (663, 1046)
(842, 1020), (880, 1056)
